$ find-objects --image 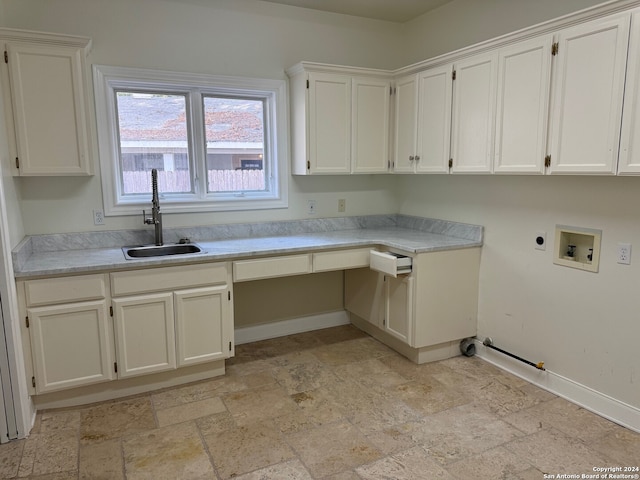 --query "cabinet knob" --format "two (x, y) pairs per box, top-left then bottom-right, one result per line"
(415, 155), (420, 161)
(409, 155), (415, 161)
